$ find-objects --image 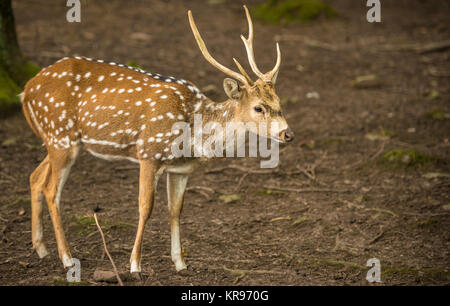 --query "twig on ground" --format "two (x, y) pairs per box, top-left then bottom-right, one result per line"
(295, 152), (327, 183)
(186, 186), (215, 199)
(368, 227), (385, 245)
(206, 164), (278, 174)
(344, 141), (385, 170)
(218, 266), (285, 284)
(115, 165), (139, 171)
(1, 216), (22, 243)
(234, 173), (249, 191)
(264, 185), (351, 194)
(93, 213), (123, 286)
(0, 172), (17, 183)
(333, 233), (341, 252)
(369, 141), (386, 161)
(380, 40), (450, 53)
